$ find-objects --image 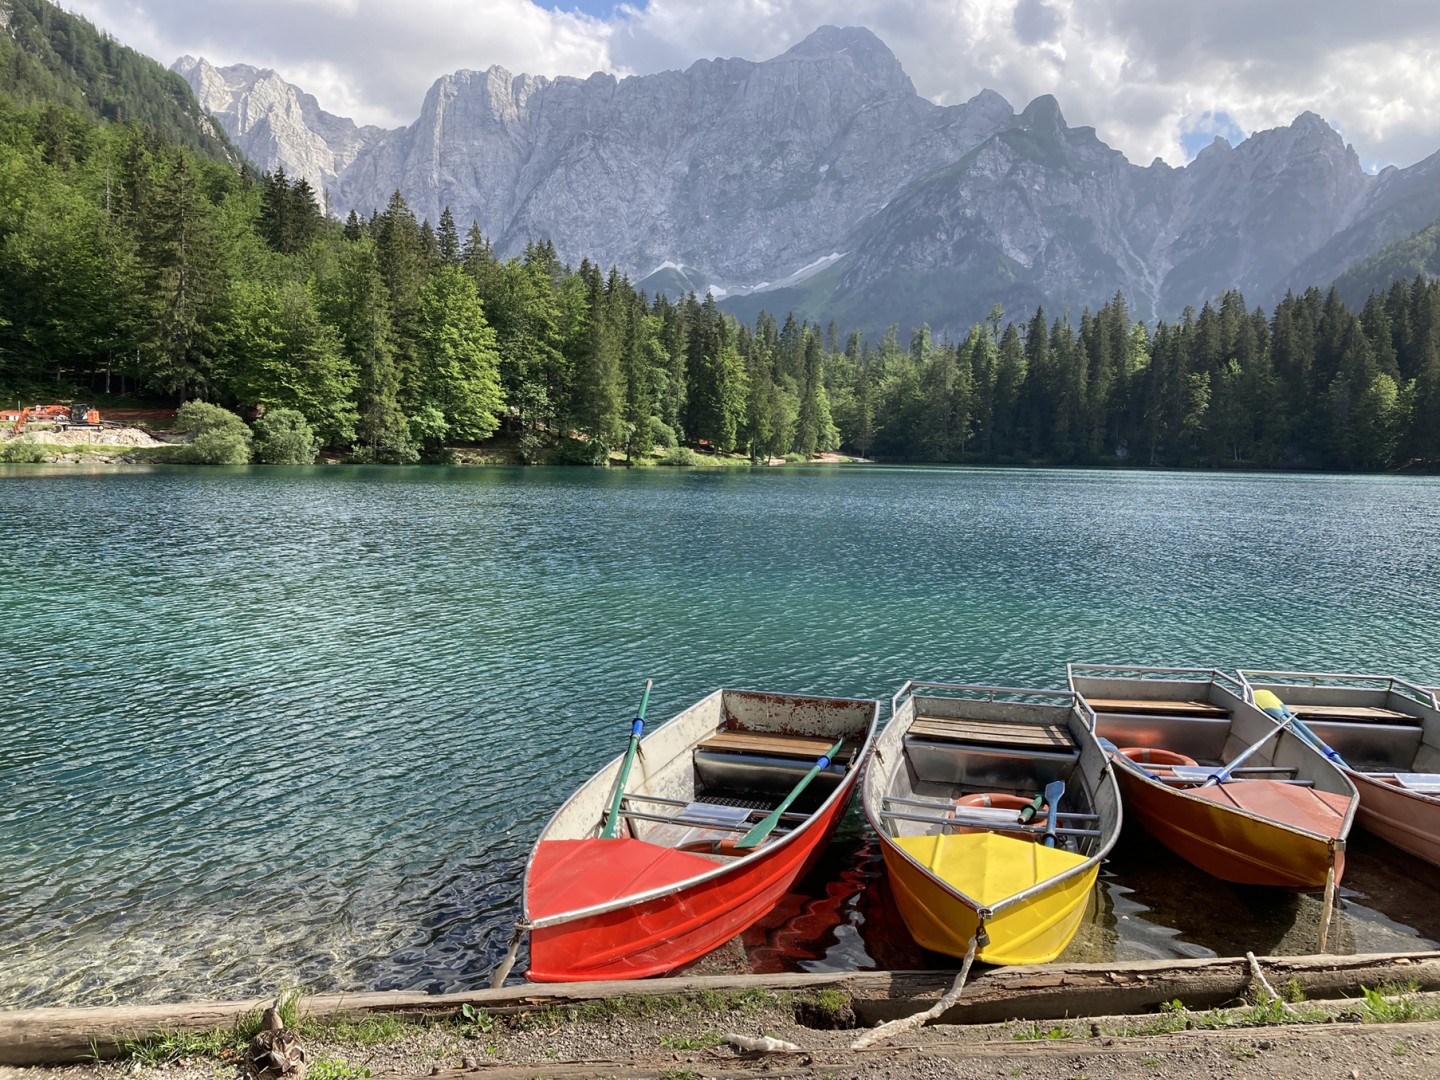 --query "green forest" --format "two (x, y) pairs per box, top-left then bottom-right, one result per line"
(1, 0), (1438, 470)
